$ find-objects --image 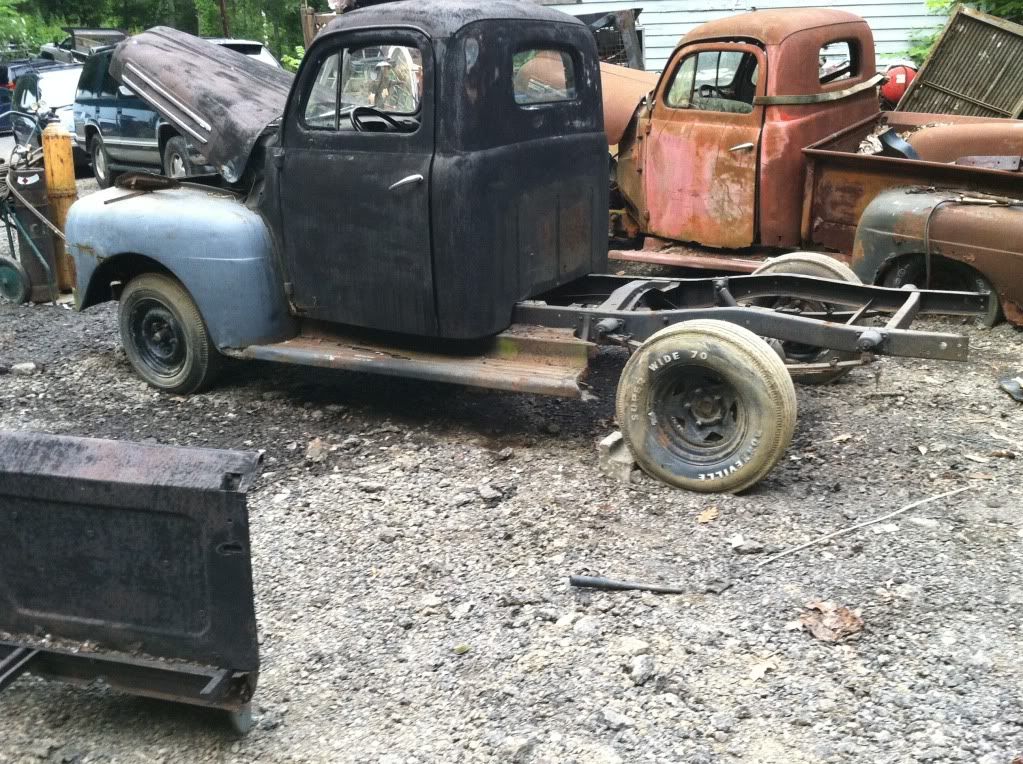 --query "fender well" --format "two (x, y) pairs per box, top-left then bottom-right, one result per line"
(80, 253), (173, 309)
